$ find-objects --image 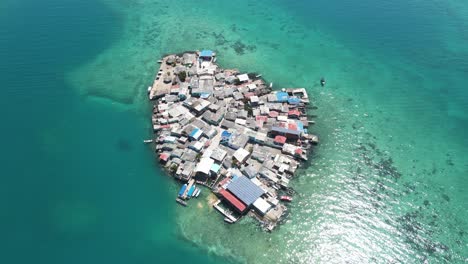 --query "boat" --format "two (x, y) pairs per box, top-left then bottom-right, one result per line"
(195, 188), (201, 197)
(192, 188), (199, 197)
(147, 86), (152, 93)
(143, 139), (153, 143)
(280, 195), (293, 202)
(320, 77), (326, 87)
(187, 185), (196, 197)
(178, 184), (187, 197)
(256, 74), (262, 78)
(157, 60), (163, 63)
(269, 82), (273, 88)
(224, 217), (234, 224)
(176, 198), (187, 206)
